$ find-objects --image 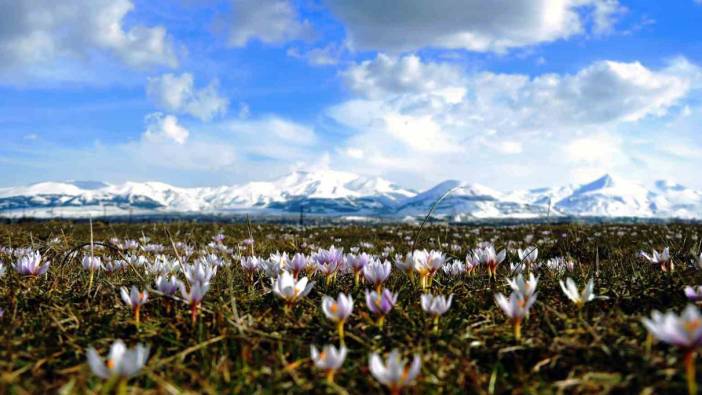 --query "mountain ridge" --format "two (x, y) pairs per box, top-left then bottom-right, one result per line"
(1, 171), (700, 220)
